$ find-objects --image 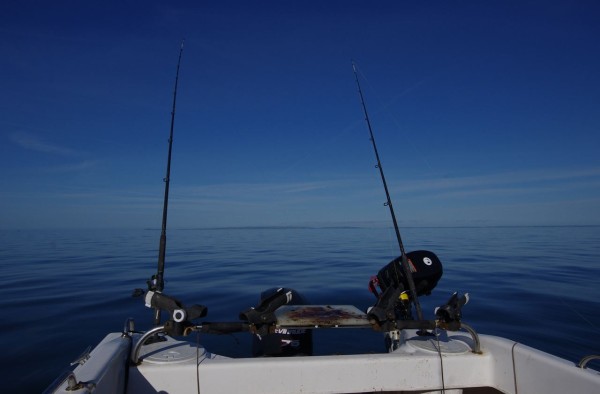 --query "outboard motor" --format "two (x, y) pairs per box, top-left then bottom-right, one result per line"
(368, 250), (443, 324)
(377, 250), (443, 296)
(248, 287), (313, 357)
